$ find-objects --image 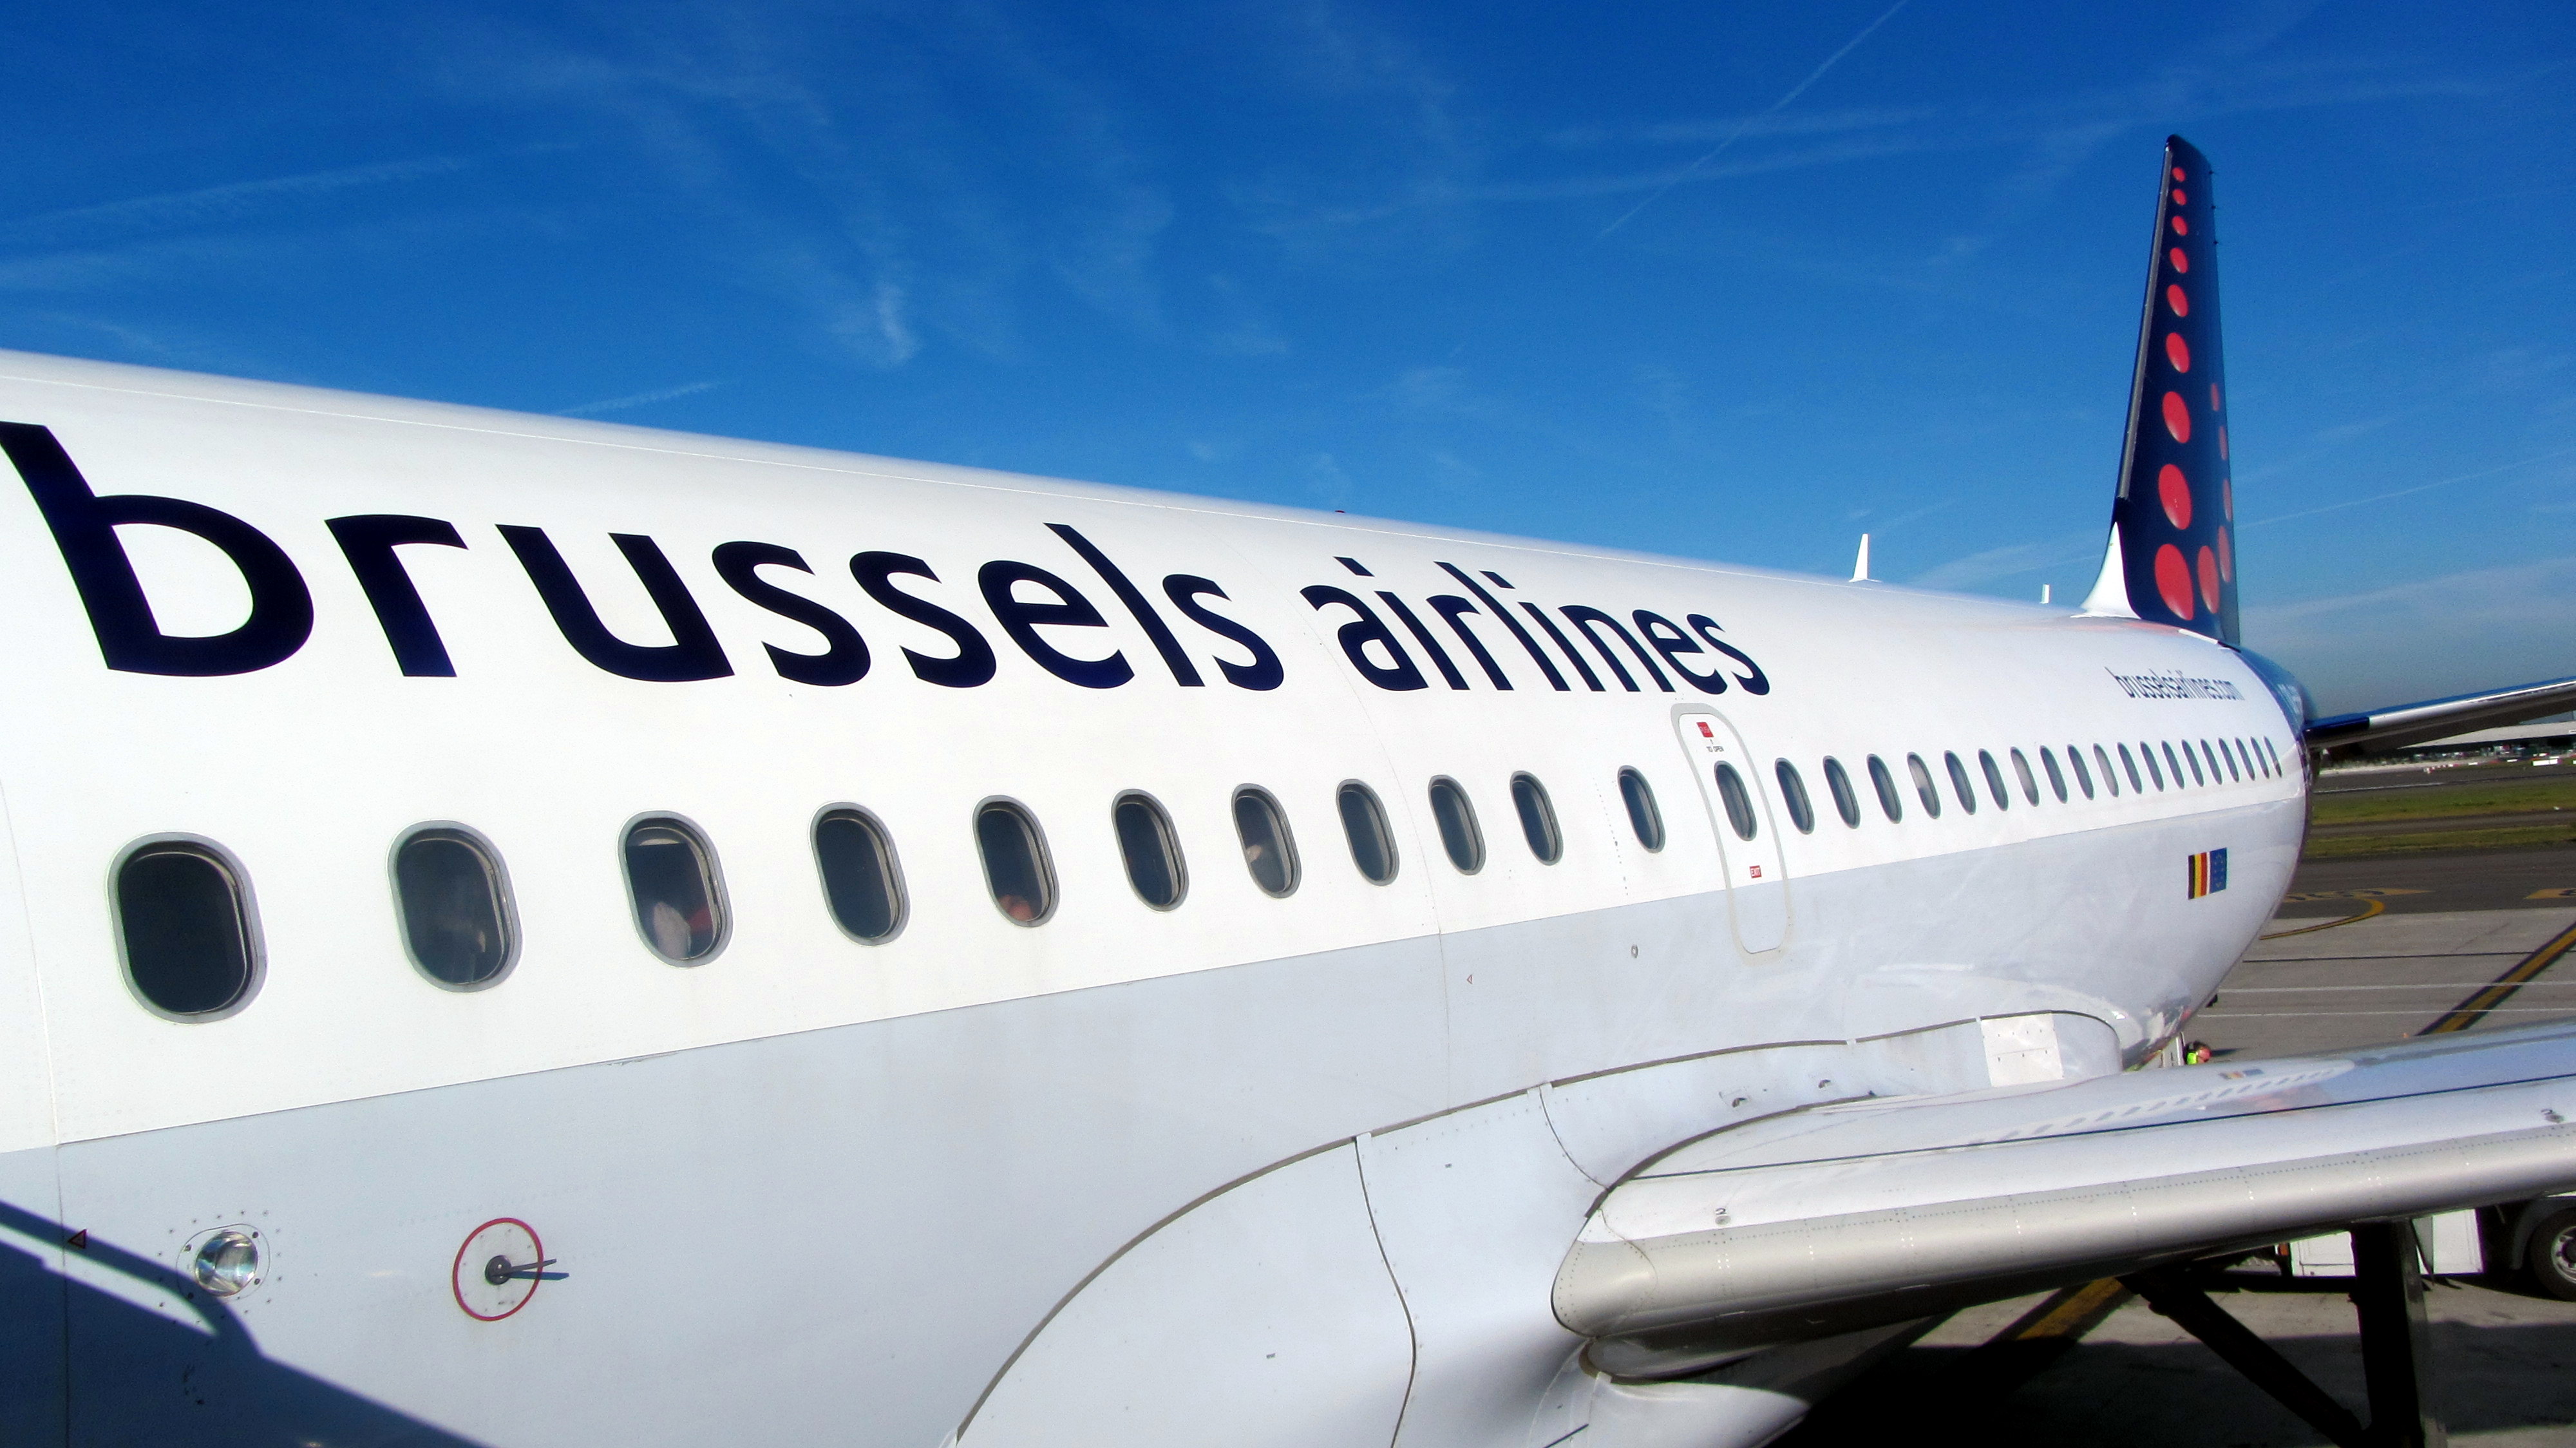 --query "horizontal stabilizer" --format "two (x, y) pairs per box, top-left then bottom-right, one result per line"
(1553, 1020), (2576, 1376)
(2306, 674), (2576, 757)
